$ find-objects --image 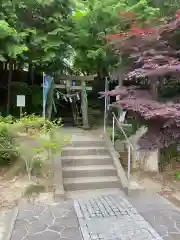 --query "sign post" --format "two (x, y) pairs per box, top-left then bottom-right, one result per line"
(17, 95), (25, 117)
